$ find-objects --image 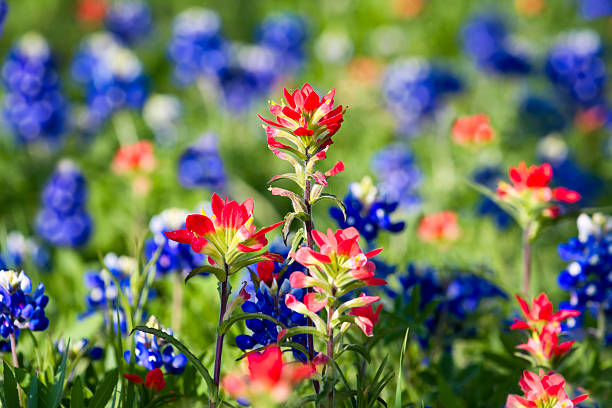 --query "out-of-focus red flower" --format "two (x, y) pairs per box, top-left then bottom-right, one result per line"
(145, 368), (166, 392)
(514, 0), (546, 16)
(77, 0), (108, 24)
(348, 293), (383, 337)
(505, 369), (588, 408)
(574, 106), (606, 133)
(112, 141), (157, 174)
(510, 293), (580, 334)
(222, 347), (315, 403)
(164, 193), (283, 271)
(392, 0), (425, 18)
(451, 114), (495, 146)
(347, 57), (383, 85)
(417, 211), (461, 244)
(259, 83), (345, 152)
(124, 373), (144, 385)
